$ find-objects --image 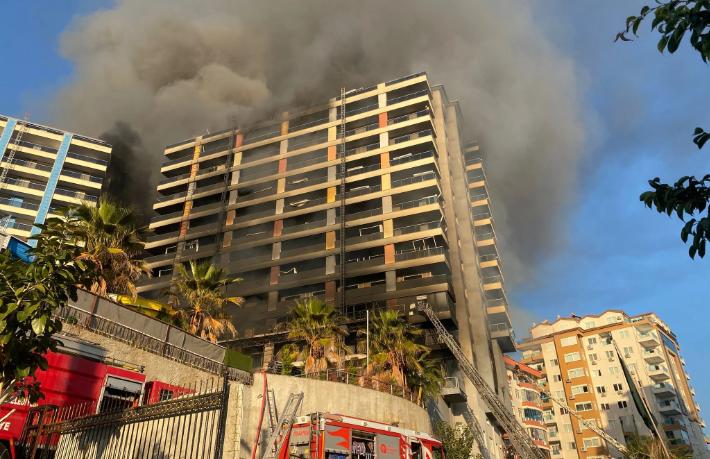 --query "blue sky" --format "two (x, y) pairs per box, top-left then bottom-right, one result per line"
(1, 0), (709, 429)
